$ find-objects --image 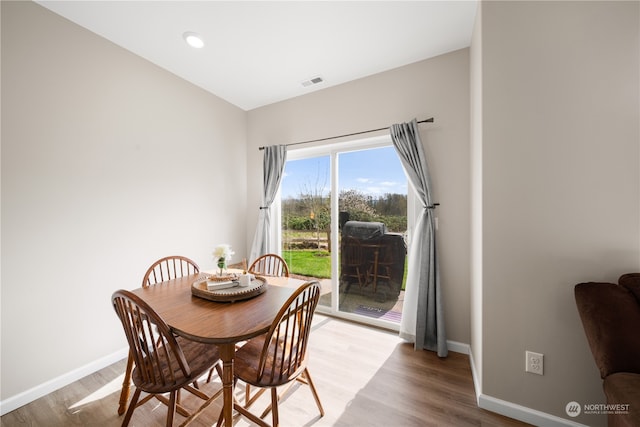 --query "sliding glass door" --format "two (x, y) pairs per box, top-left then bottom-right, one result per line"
(280, 137), (409, 330)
